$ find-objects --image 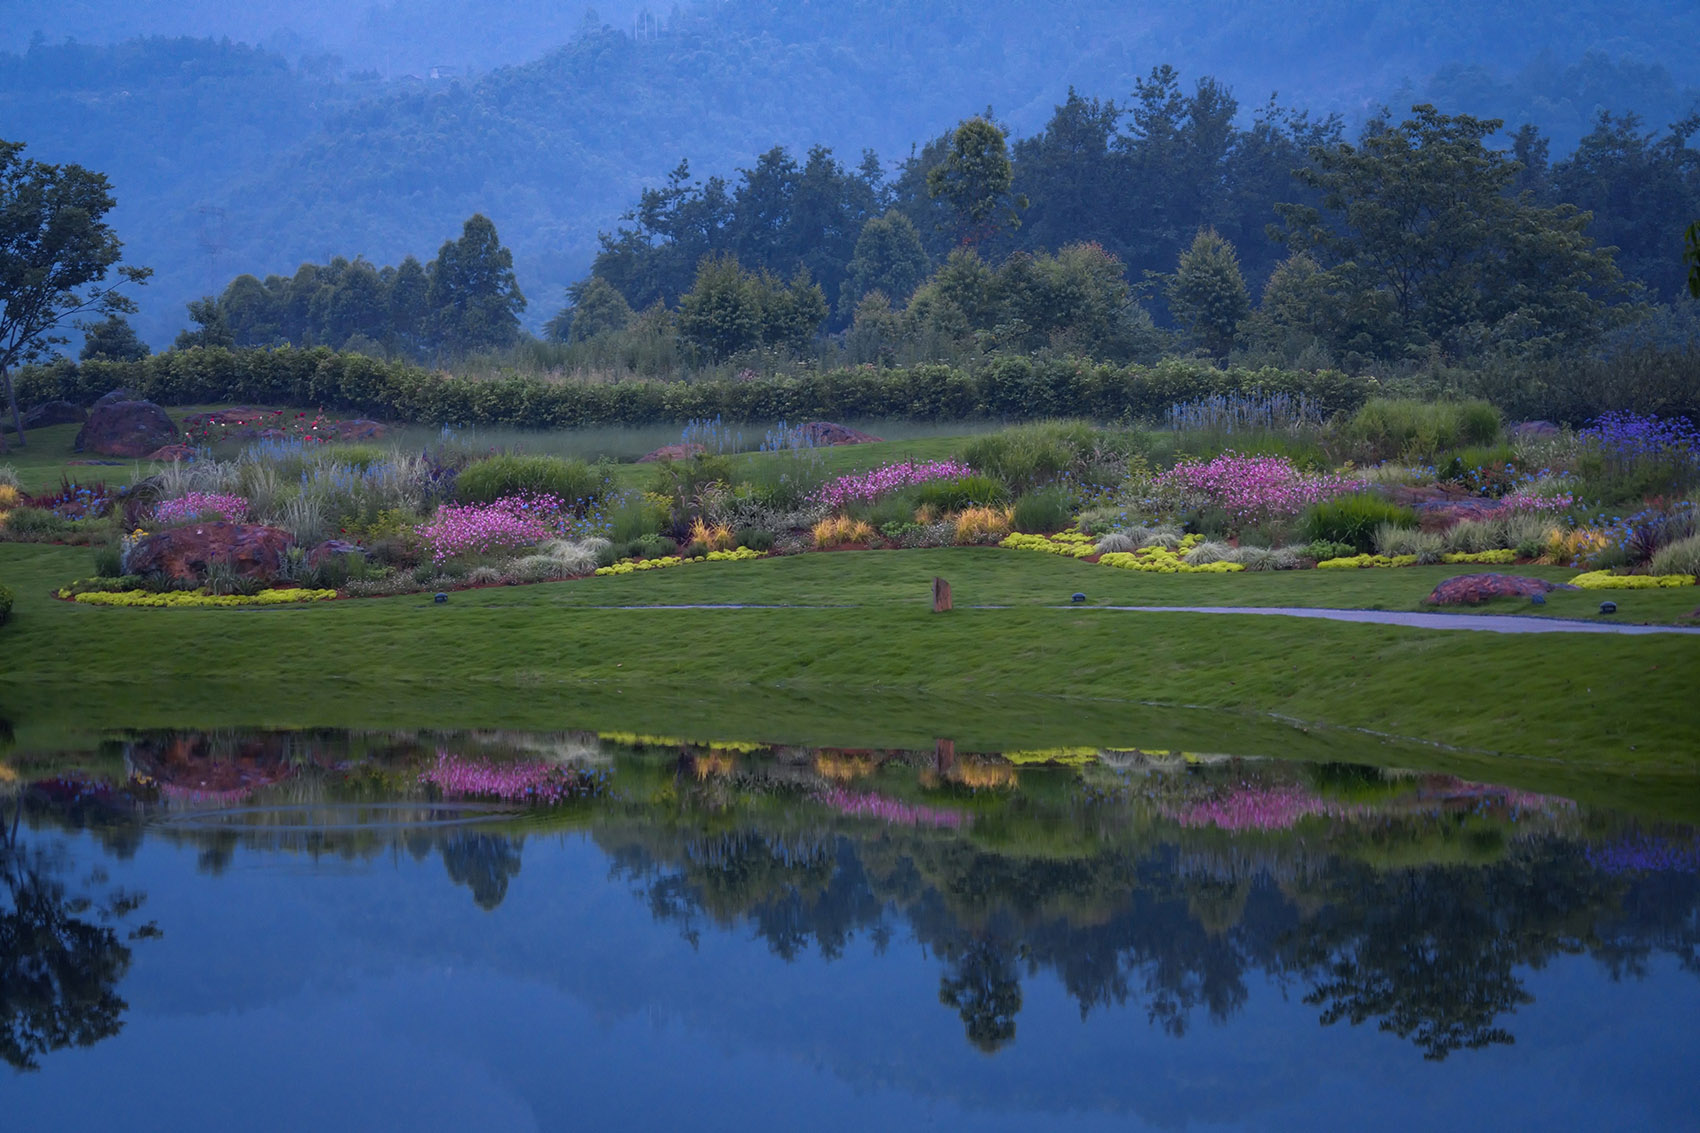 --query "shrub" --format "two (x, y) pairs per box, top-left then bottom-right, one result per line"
(1650, 533), (1700, 576)
(1303, 539), (1358, 561)
(0, 581), (11, 625)
(681, 539), (710, 558)
(1155, 452), (1365, 526)
(910, 474), (1010, 514)
(92, 540), (125, 578)
(456, 454), (605, 507)
(1299, 493), (1416, 553)
(1372, 524), (1445, 561)
(953, 506), (1011, 543)
(1011, 488), (1073, 534)
(736, 527), (776, 552)
(1343, 398), (1501, 460)
(415, 495), (560, 563)
(1, 506), (71, 541)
